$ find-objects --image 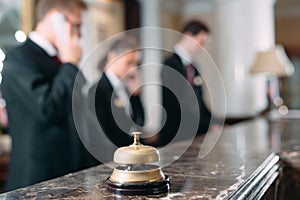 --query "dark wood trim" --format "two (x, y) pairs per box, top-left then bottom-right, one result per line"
(124, 0), (140, 30)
